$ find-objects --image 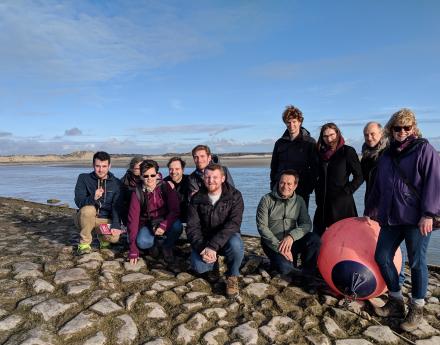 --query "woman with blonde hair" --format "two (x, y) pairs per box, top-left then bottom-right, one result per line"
(365, 108), (440, 332)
